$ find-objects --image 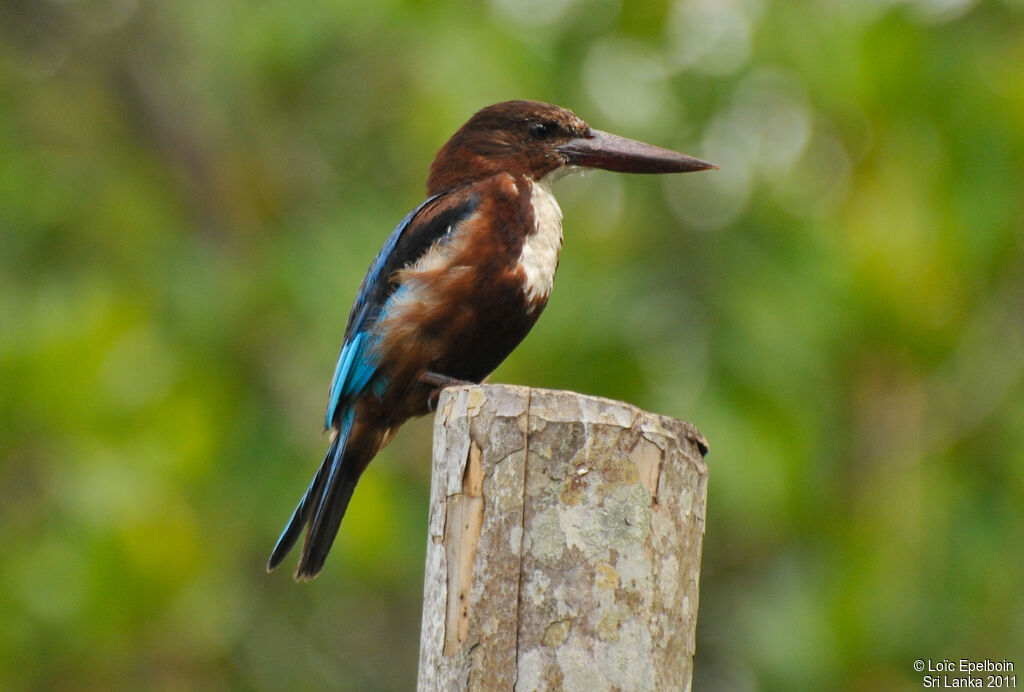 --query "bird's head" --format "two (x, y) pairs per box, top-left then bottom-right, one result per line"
(426, 100), (715, 195)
